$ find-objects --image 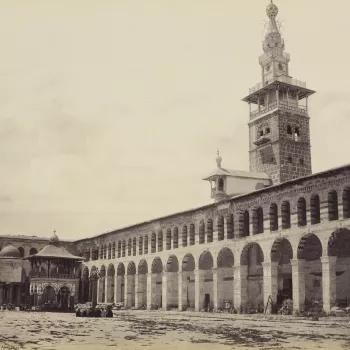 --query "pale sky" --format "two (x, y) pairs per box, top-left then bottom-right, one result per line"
(0, 0), (349, 240)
